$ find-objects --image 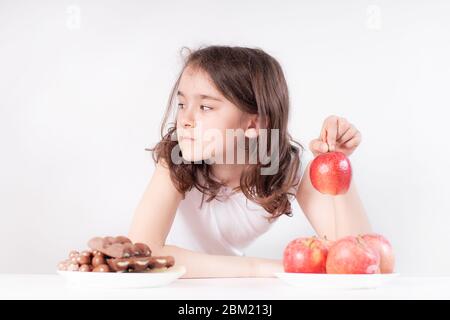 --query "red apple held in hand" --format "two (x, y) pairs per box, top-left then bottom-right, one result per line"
(326, 236), (380, 274)
(283, 236), (329, 273)
(310, 151), (352, 195)
(361, 234), (395, 273)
